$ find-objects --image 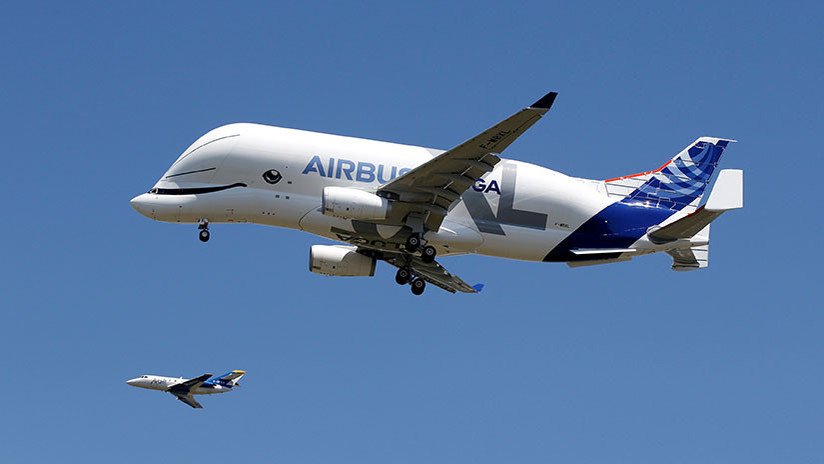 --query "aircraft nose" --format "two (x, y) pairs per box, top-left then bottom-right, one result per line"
(126, 378), (139, 386)
(130, 193), (152, 216)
